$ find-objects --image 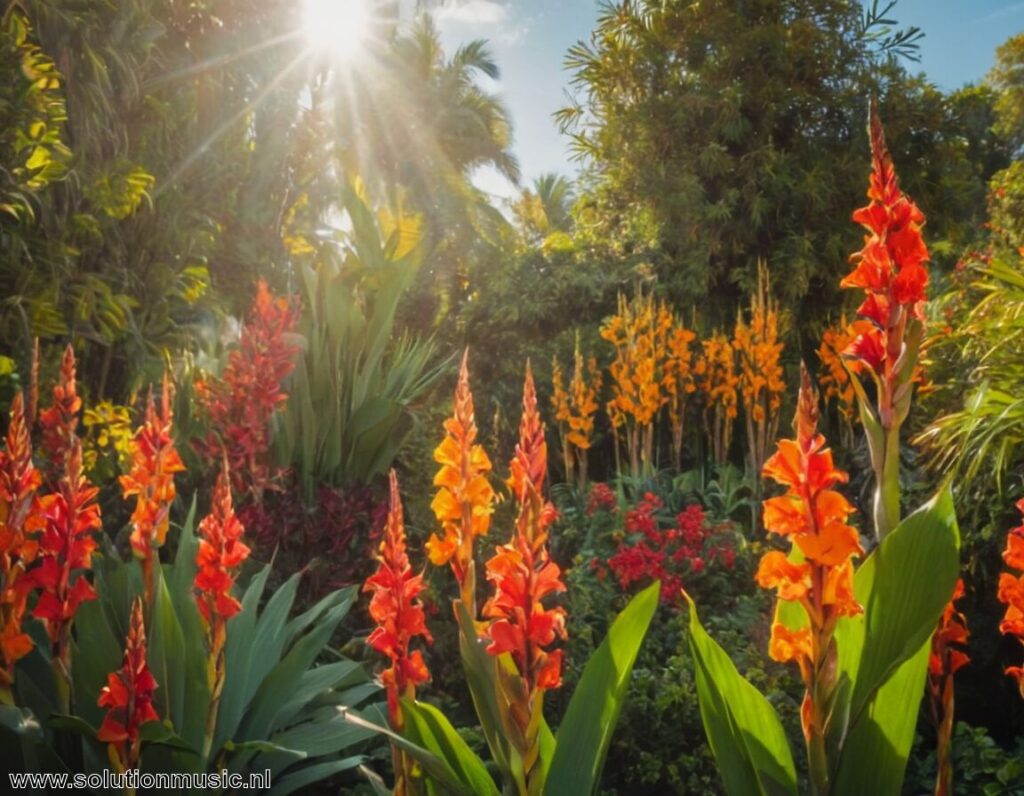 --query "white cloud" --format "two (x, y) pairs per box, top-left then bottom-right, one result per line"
(435, 0), (508, 25)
